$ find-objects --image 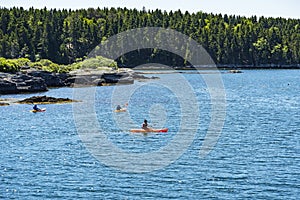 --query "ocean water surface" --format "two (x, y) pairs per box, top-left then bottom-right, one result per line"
(0, 70), (299, 199)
